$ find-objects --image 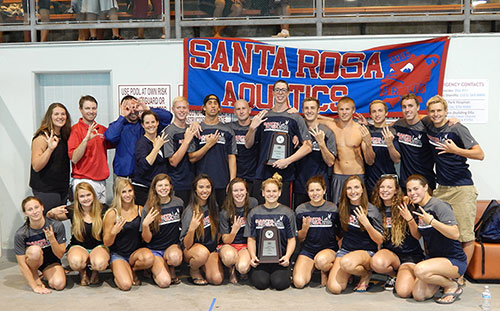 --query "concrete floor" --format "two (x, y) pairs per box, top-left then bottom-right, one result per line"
(1, 255), (498, 311)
